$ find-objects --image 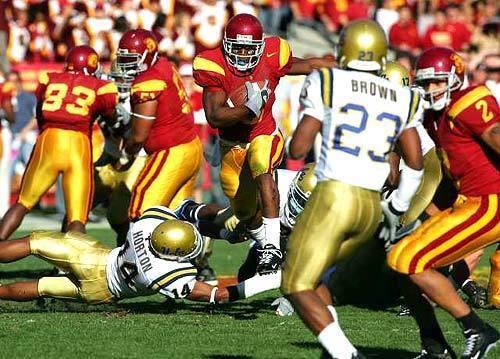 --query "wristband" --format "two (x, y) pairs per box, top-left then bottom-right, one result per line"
(209, 287), (218, 304)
